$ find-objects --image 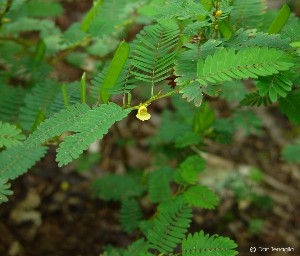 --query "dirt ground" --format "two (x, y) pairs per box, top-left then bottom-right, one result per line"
(0, 1), (299, 256)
